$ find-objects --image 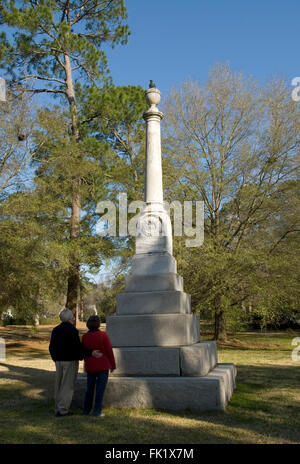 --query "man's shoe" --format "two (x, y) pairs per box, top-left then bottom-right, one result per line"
(55, 411), (74, 417)
(93, 413), (105, 417)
